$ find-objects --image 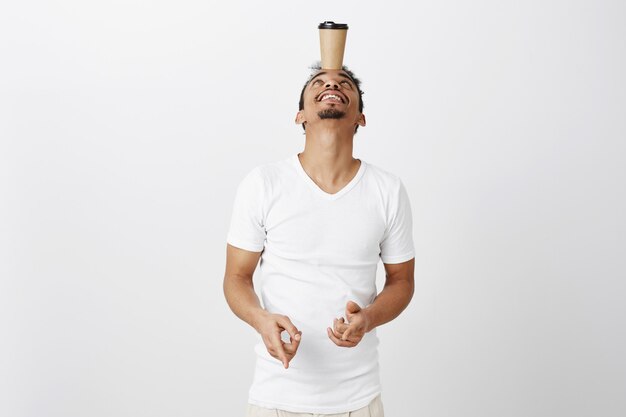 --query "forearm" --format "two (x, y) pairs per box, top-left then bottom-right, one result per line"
(223, 275), (269, 333)
(363, 280), (414, 332)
